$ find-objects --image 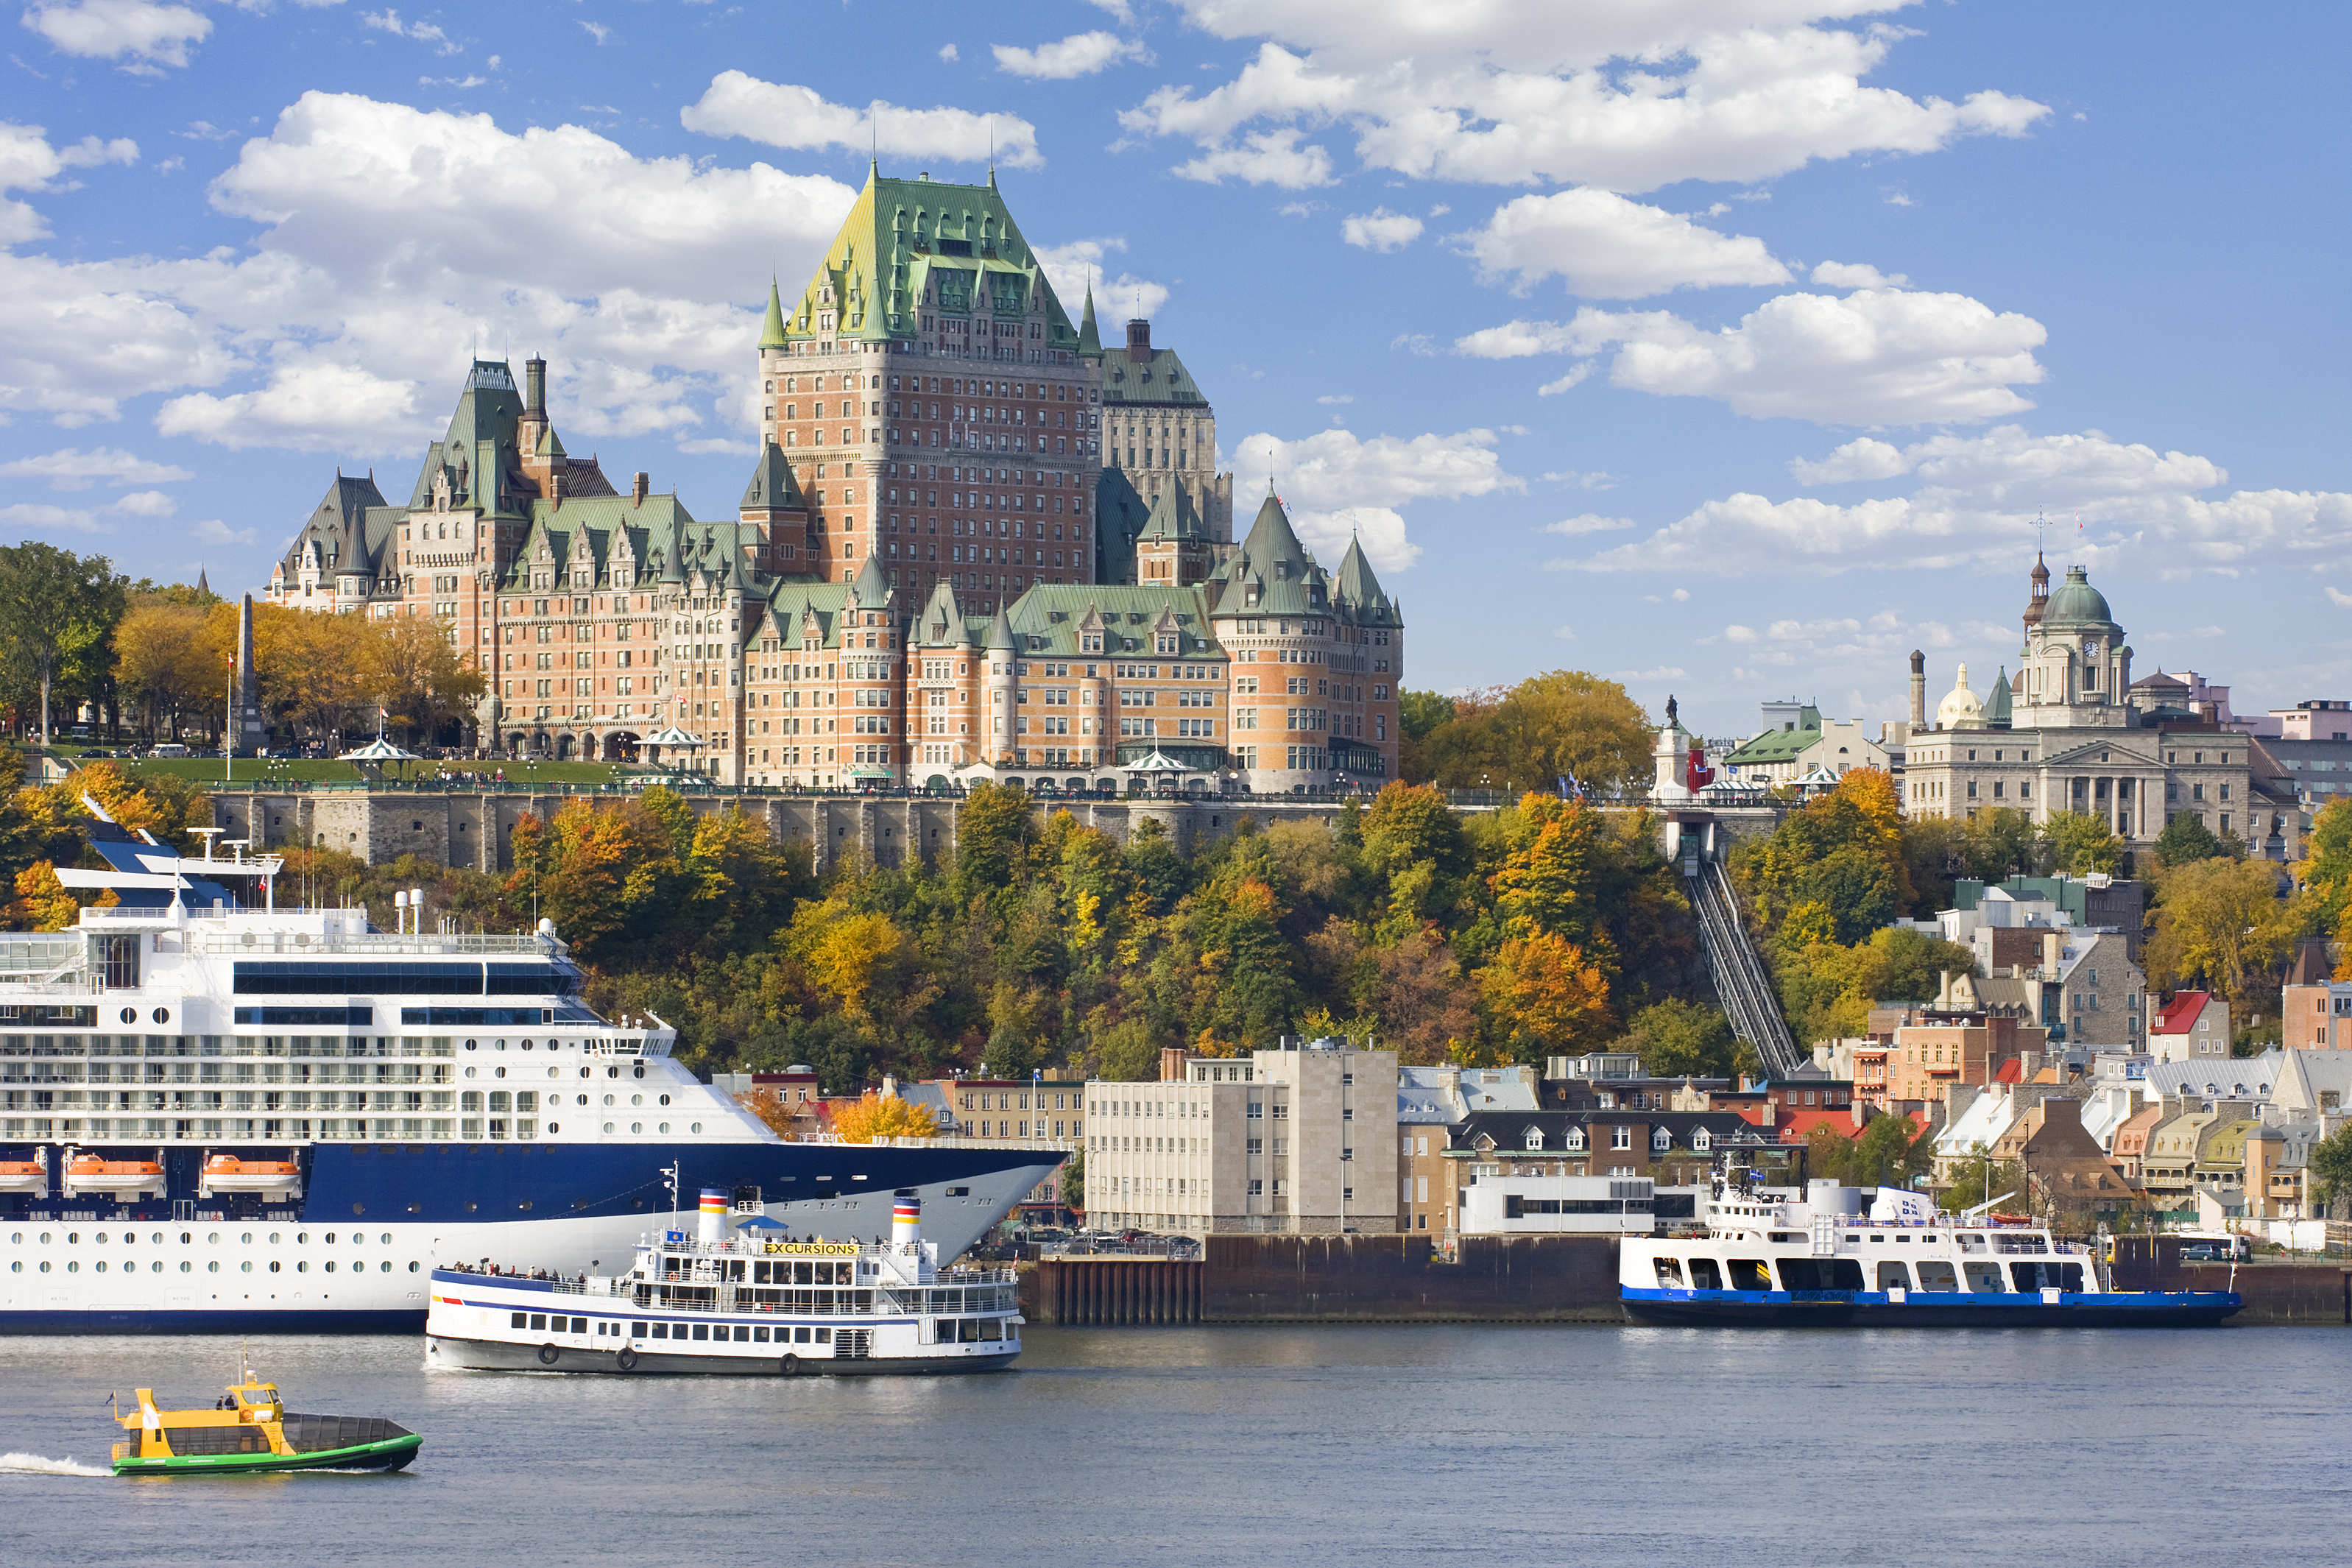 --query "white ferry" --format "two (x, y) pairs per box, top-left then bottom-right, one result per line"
(0, 811), (1063, 1332)
(425, 1190), (1020, 1375)
(1620, 1162), (2241, 1327)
